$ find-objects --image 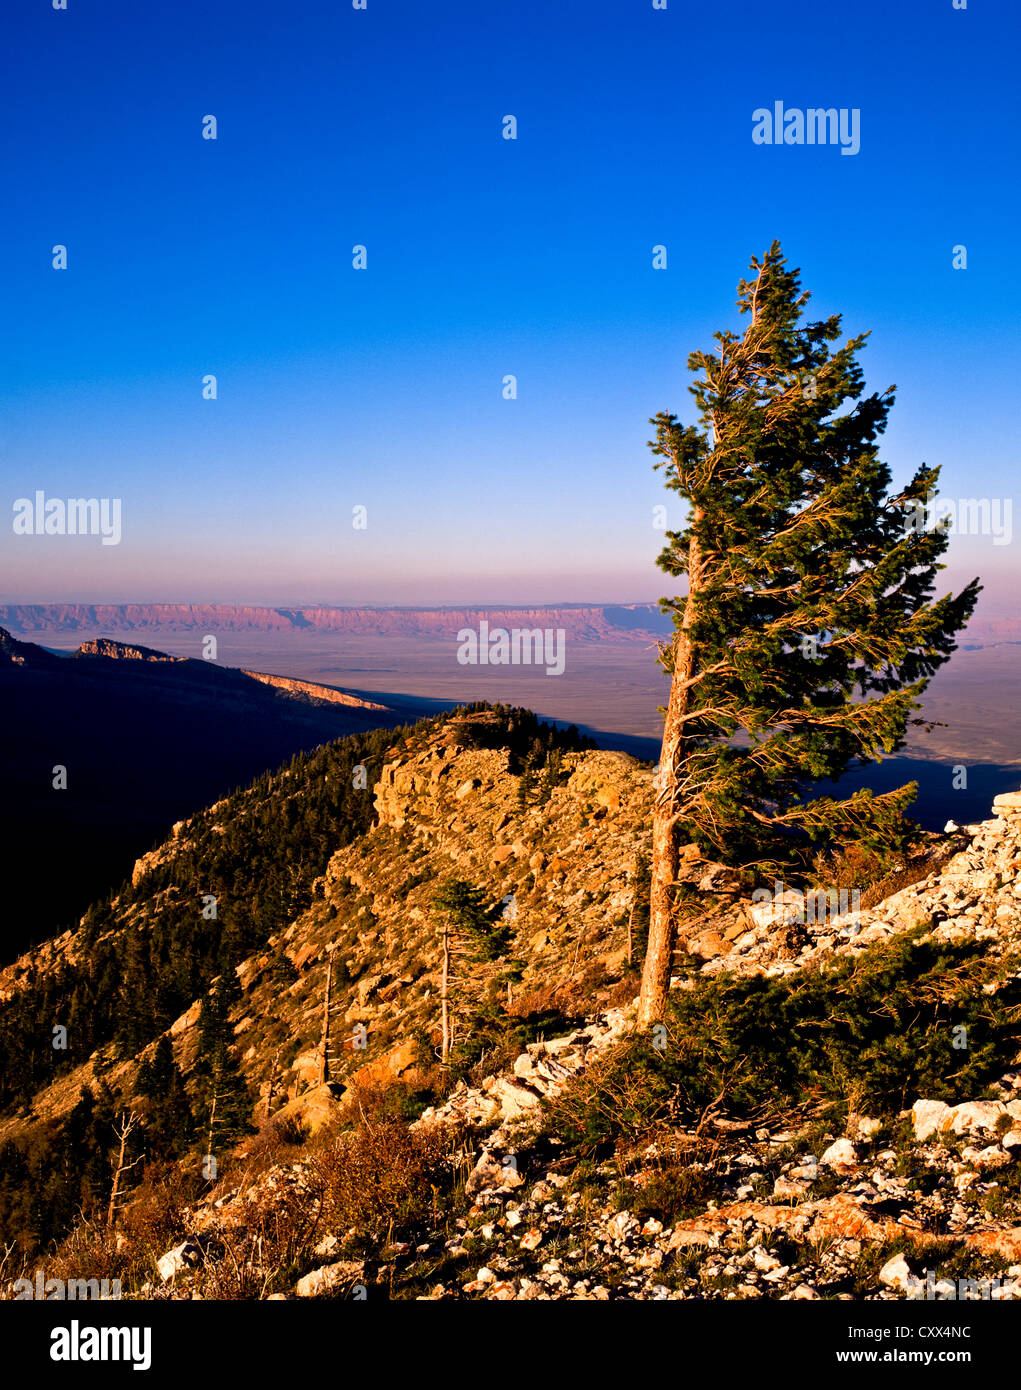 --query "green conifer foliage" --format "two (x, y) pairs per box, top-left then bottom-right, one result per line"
(194, 979), (252, 1153)
(639, 244), (980, 1025)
